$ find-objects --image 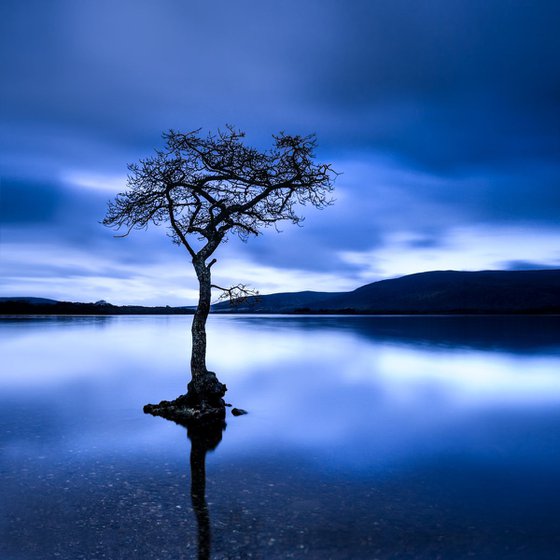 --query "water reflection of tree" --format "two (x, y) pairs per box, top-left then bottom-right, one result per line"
(145, 418), (220, 560)
(185, 418), (226, 560)
(145, 391), (227, 557)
